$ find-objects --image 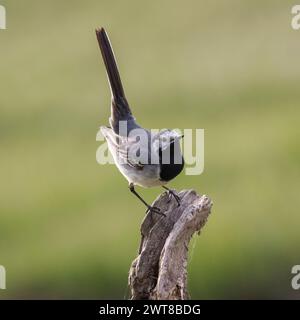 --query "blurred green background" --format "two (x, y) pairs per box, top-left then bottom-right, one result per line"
(0, 0), (299, 299)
